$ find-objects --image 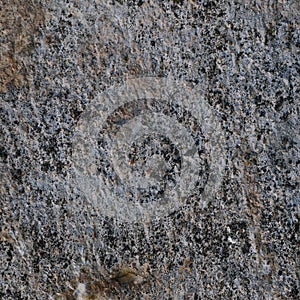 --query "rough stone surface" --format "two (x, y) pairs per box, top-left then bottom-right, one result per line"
(0, 0), (299, 299)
